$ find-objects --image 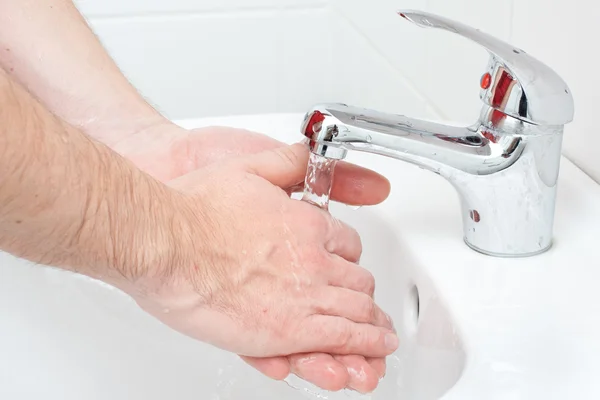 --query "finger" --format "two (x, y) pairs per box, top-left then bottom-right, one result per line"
(330, 162), (391, 206)
(297, 315), (399, 357)
(314, 287), (392, 330)
(333, 355), (381, 394)
(239, 356), (290, 380)
(325, 255), (375, 296)
(242, 143), (309, 189)
(323, 216), (362, 262)
(286, 163), (391, 206)
(287, 353), (349, 392)
(187, 127), (284, 168)
(367, 357), (387, 380)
